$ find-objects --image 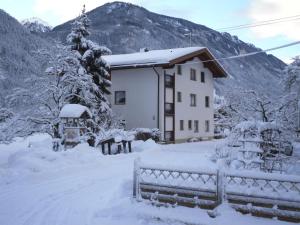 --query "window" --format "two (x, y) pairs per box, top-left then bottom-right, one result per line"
(180, 120), (184, 131)
(205, 120), (210, 132)
(177, 92), (182, 102)
(201, 72), (205, 83)
(177, 65), (182, 75)
(190, 94), (196, 107)
(205, 96), (210, 108)
(188, 120), (192, 130)
(115, 91), (126, 105)
(194, 120), (199, 133)
(165, 75), (174, 87)
(190, 68), (196, 81)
